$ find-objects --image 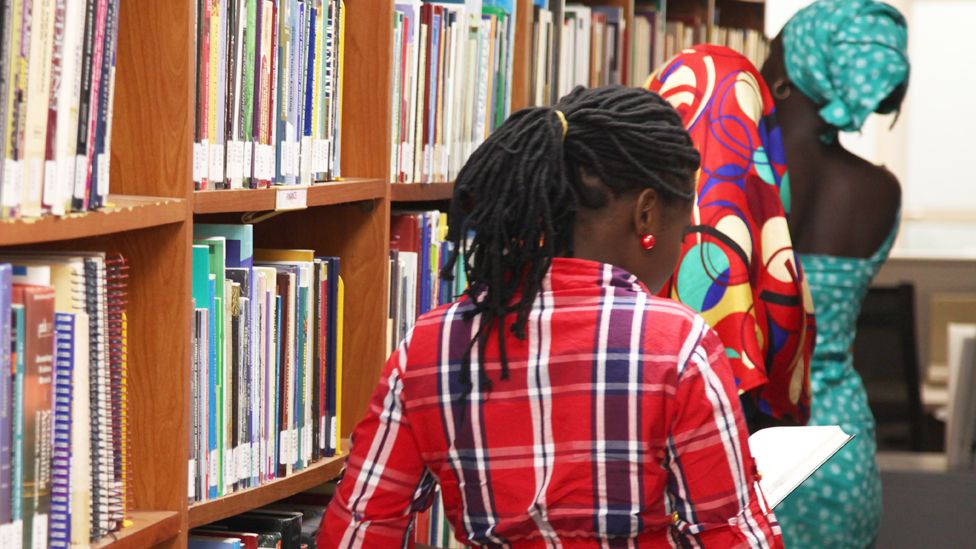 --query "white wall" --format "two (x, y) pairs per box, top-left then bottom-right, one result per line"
(765, 0), (976, 256)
